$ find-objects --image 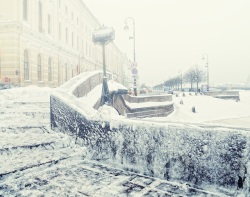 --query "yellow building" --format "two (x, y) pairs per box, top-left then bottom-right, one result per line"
(0, 0), (128, 87)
